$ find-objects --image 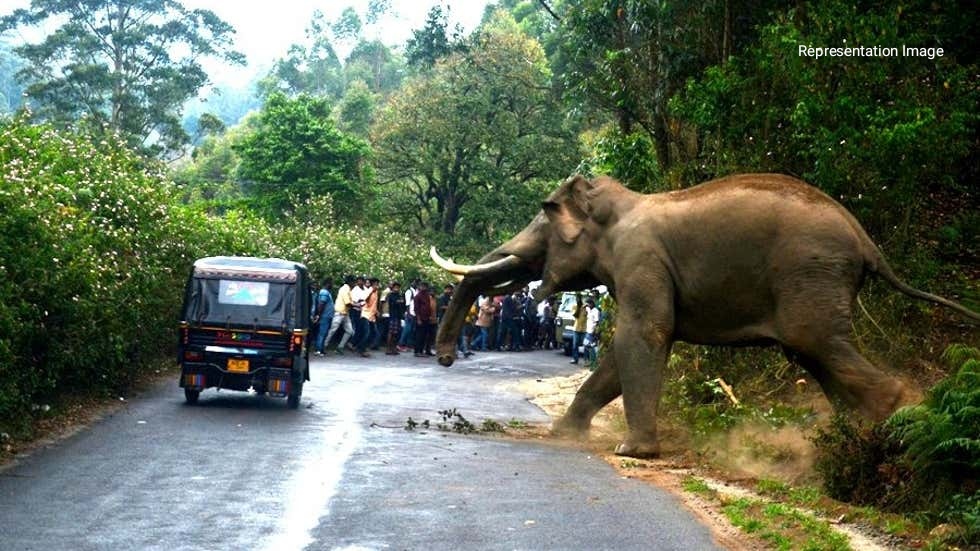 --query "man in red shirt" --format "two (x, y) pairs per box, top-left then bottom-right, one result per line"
(412, 281), (435, 357)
